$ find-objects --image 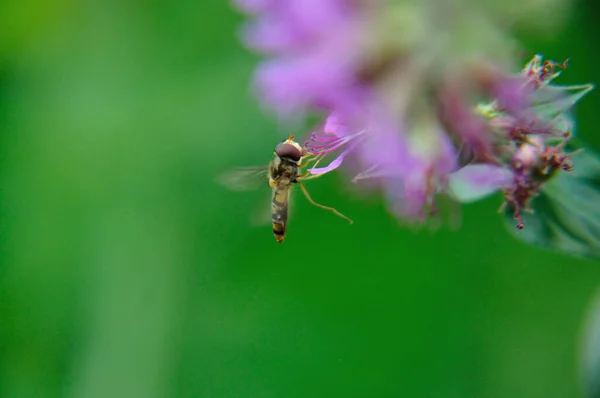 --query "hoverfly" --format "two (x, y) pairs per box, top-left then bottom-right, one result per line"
(218, 134), (353, 243)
